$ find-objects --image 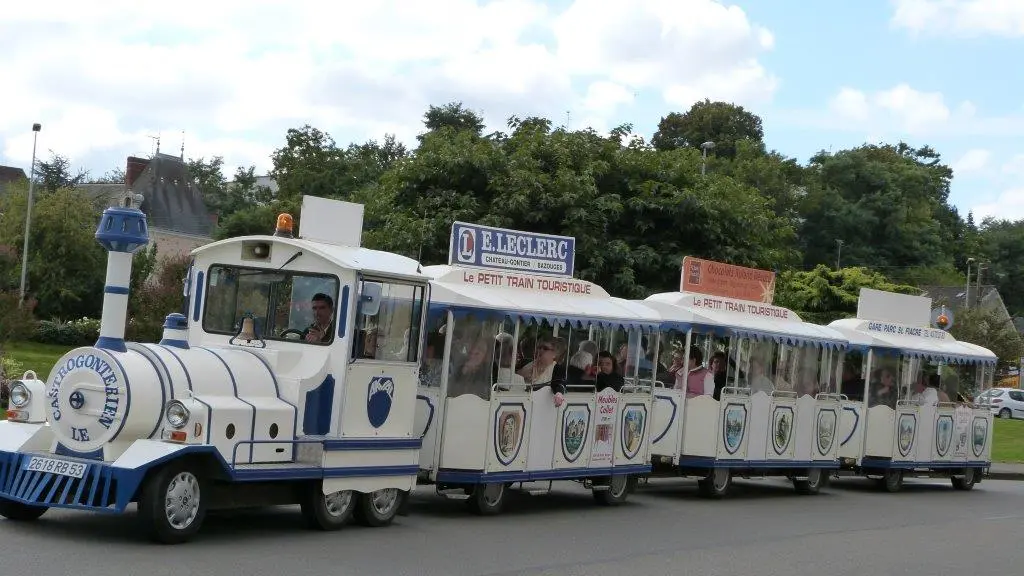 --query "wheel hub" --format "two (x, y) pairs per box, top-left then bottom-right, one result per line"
(325, 490), (353, 517)
(164, 472), (200, 530)
(371, 488), (398, 514)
